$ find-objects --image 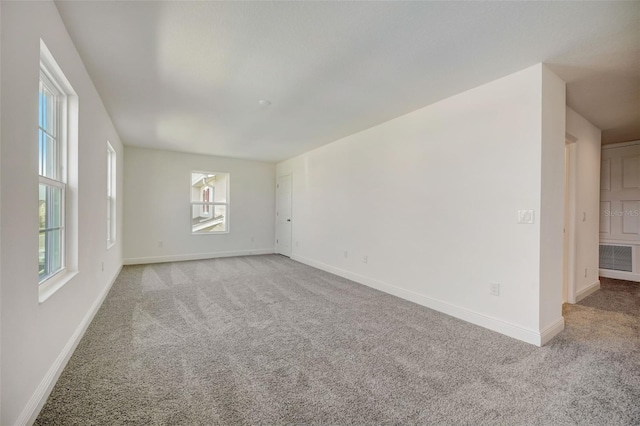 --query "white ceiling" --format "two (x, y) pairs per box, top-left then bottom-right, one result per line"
(55, 1), (640, 162)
